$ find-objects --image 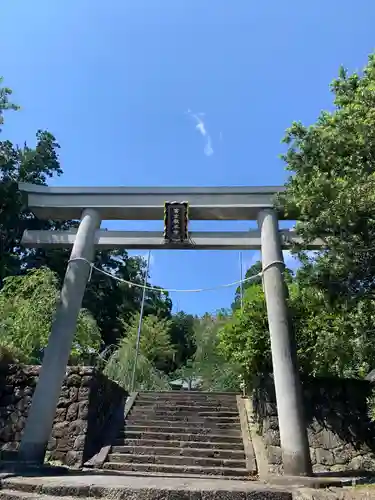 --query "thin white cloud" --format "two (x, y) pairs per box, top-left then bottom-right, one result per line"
(187, 109), (213, 156)
(196, 120), (206, 136)
(204, 136), (213, 156)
